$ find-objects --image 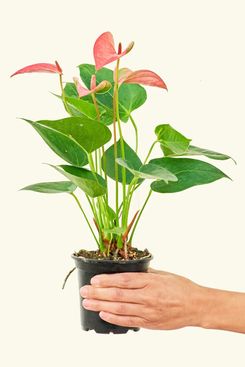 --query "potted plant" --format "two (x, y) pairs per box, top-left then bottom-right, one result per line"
(11, 31), (233, 334)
